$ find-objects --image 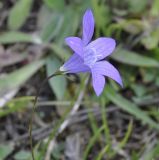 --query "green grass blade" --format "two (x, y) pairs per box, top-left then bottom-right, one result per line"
(83, 126), (104, 160)
(105, 86), (159, 130)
